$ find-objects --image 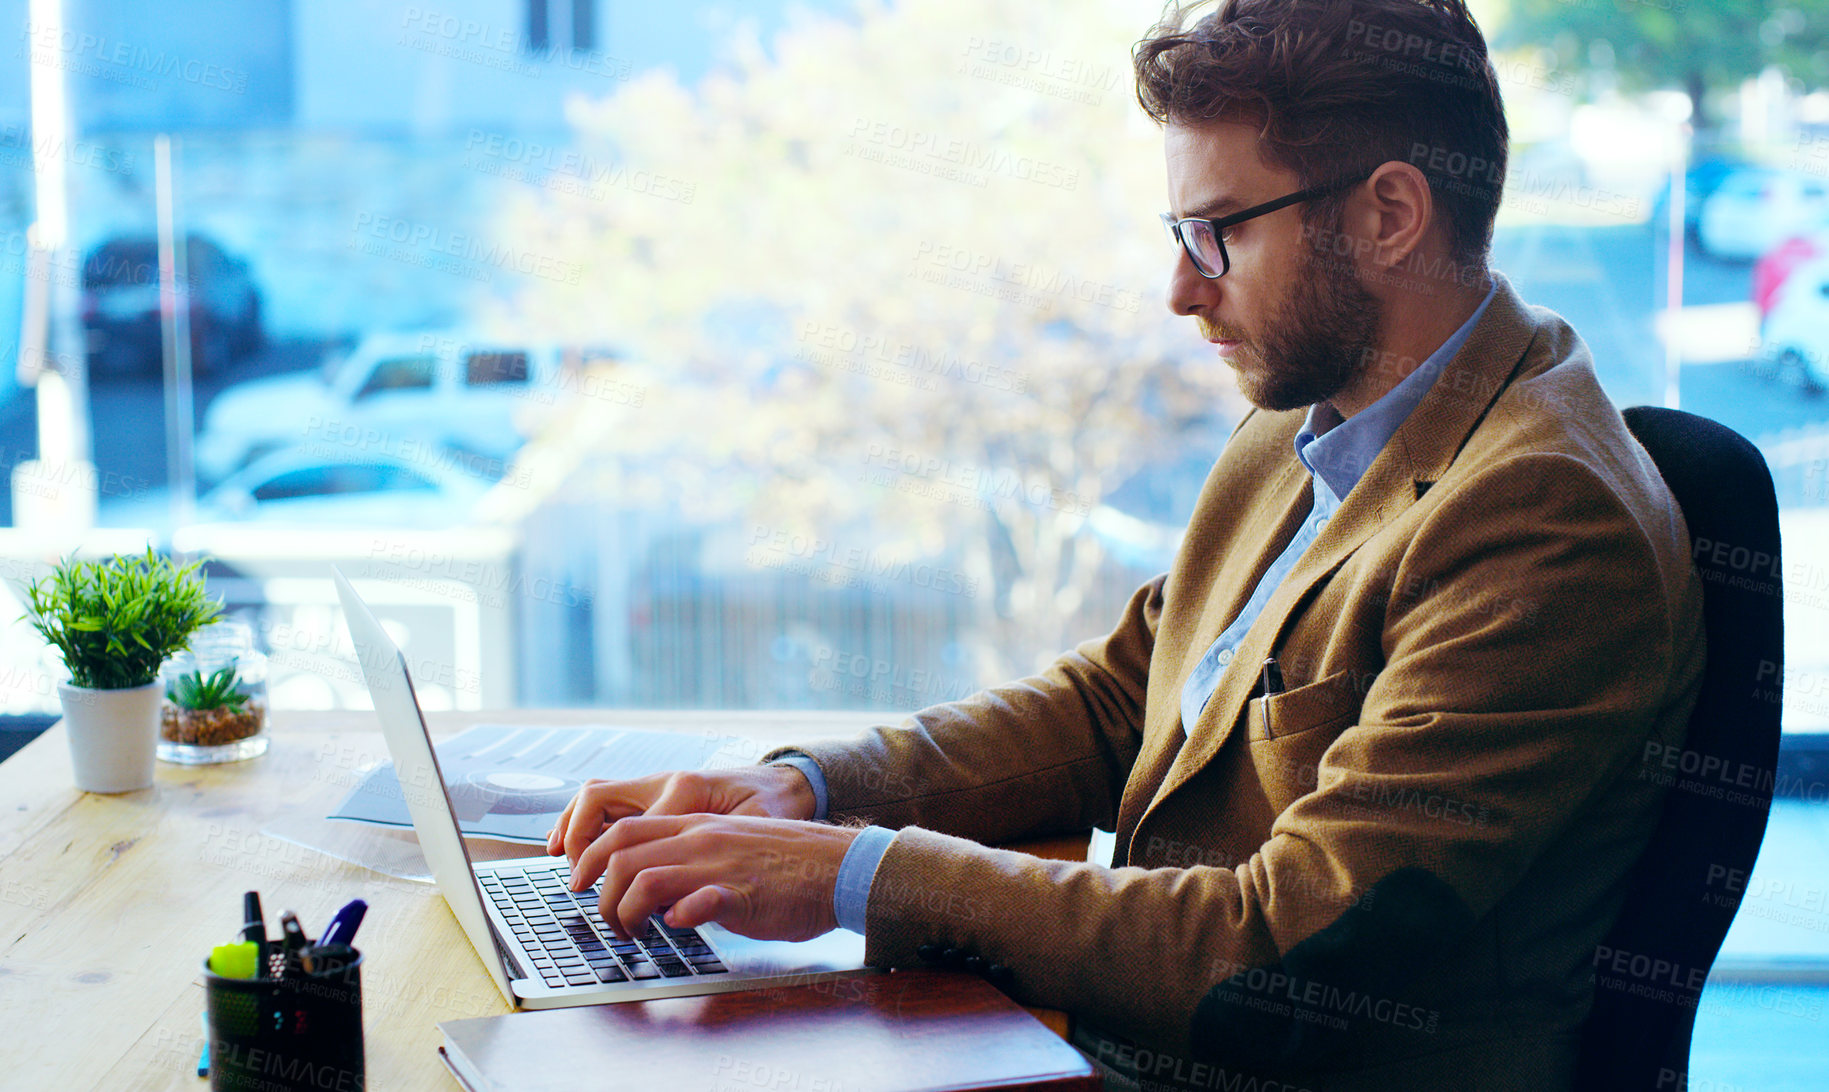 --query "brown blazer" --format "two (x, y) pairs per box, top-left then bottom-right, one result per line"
(772, 274), (1705, 1089)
